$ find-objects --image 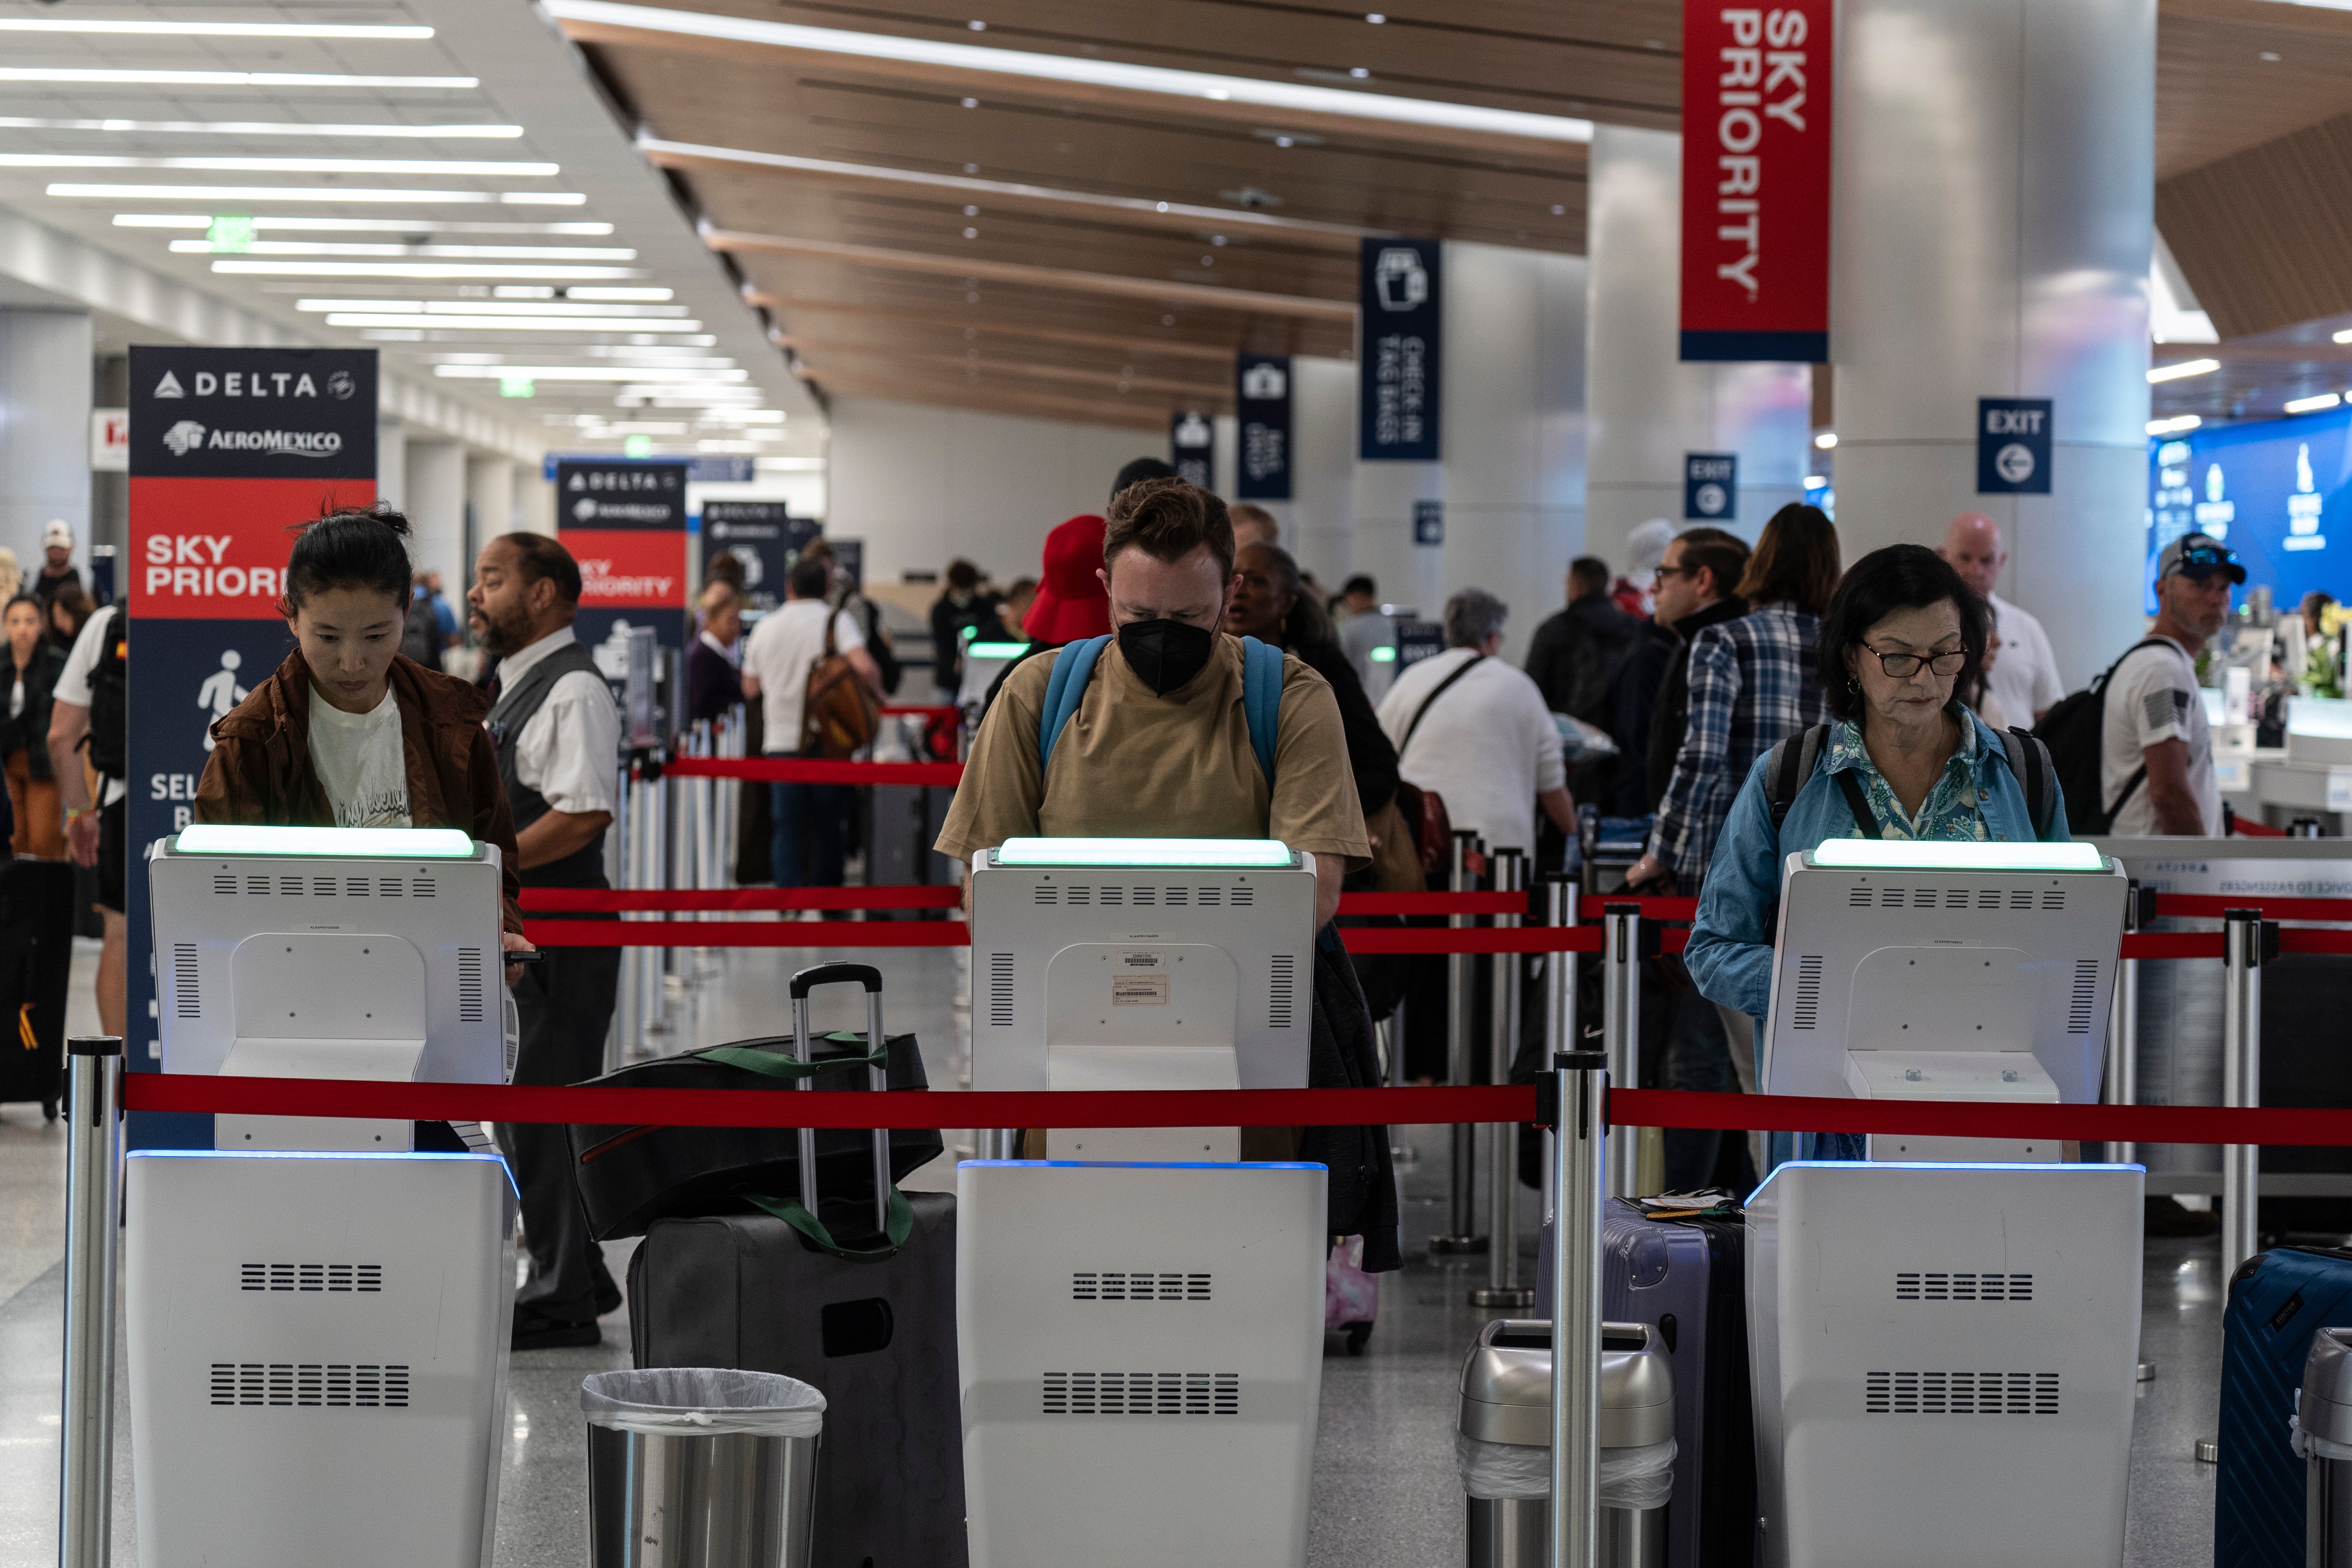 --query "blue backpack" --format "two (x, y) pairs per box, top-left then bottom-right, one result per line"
(1036, 634), (1284, 781)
